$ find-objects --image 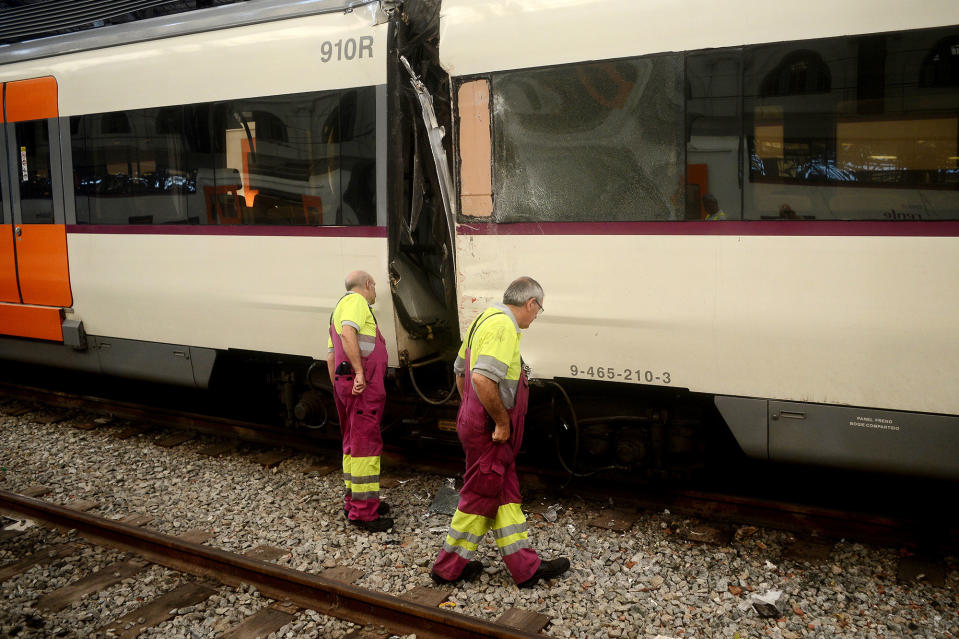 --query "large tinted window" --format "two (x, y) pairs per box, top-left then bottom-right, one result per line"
(744, 29), (959, 220)
(483, 26), (959, 223)
(72, 87), (377, 225)
(491, 55), (684, 222)
(686, 49), (743, 220)
(211, 88), (377, 226)
(73, 107), (204, 224)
